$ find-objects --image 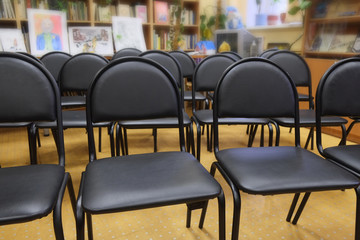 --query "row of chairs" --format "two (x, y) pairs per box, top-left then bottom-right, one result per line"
(2, 51), (360, 239)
